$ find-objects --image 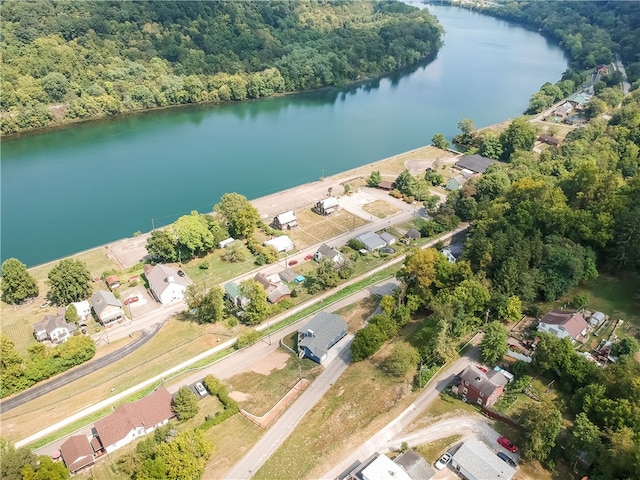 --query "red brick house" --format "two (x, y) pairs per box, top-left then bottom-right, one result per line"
(455, 365), (509, 407)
